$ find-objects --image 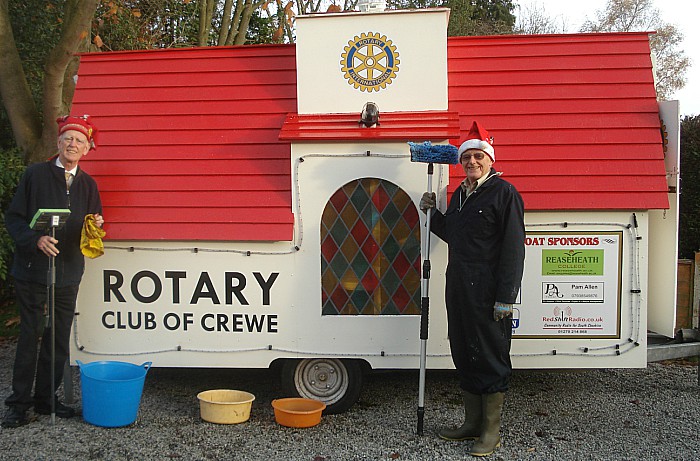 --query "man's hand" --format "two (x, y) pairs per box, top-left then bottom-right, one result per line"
(93, 213), (104, 228)
(37, 235), (59, 257)
(493, 302), (513, 321)
(419, 192), (436, 213)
